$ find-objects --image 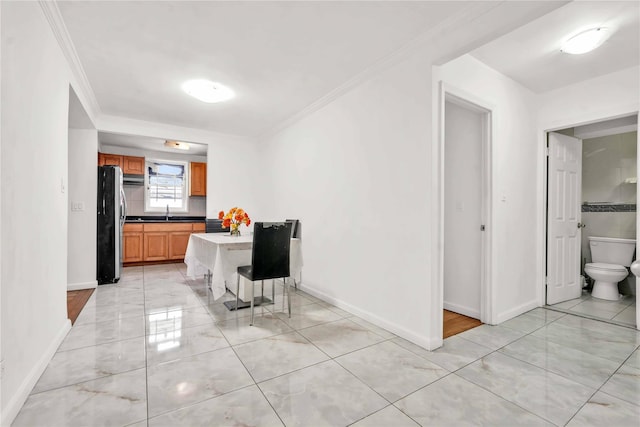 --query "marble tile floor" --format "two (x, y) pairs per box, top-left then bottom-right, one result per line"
(12, 264), (640, 426)
(548, 289), (636, 328)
